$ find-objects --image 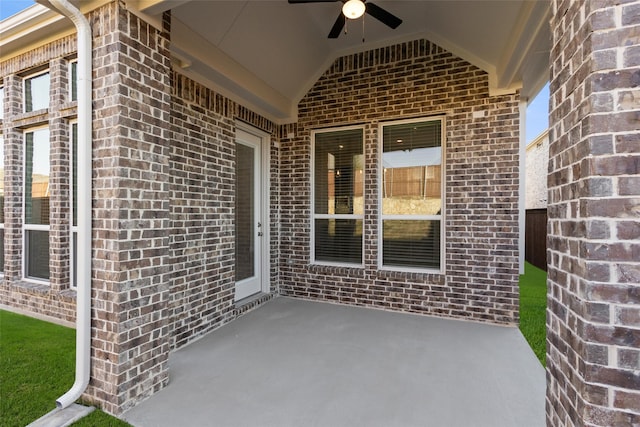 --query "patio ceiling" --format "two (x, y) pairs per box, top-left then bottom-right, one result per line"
(2, 0), (550, 123)
(133, 0), (551, 123)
